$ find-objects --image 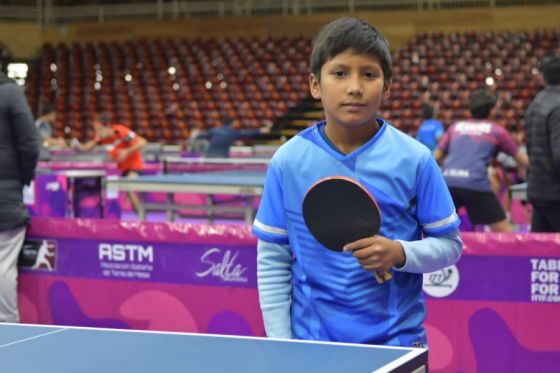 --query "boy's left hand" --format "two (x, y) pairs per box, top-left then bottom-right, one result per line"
(343, 236), (405, 273)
